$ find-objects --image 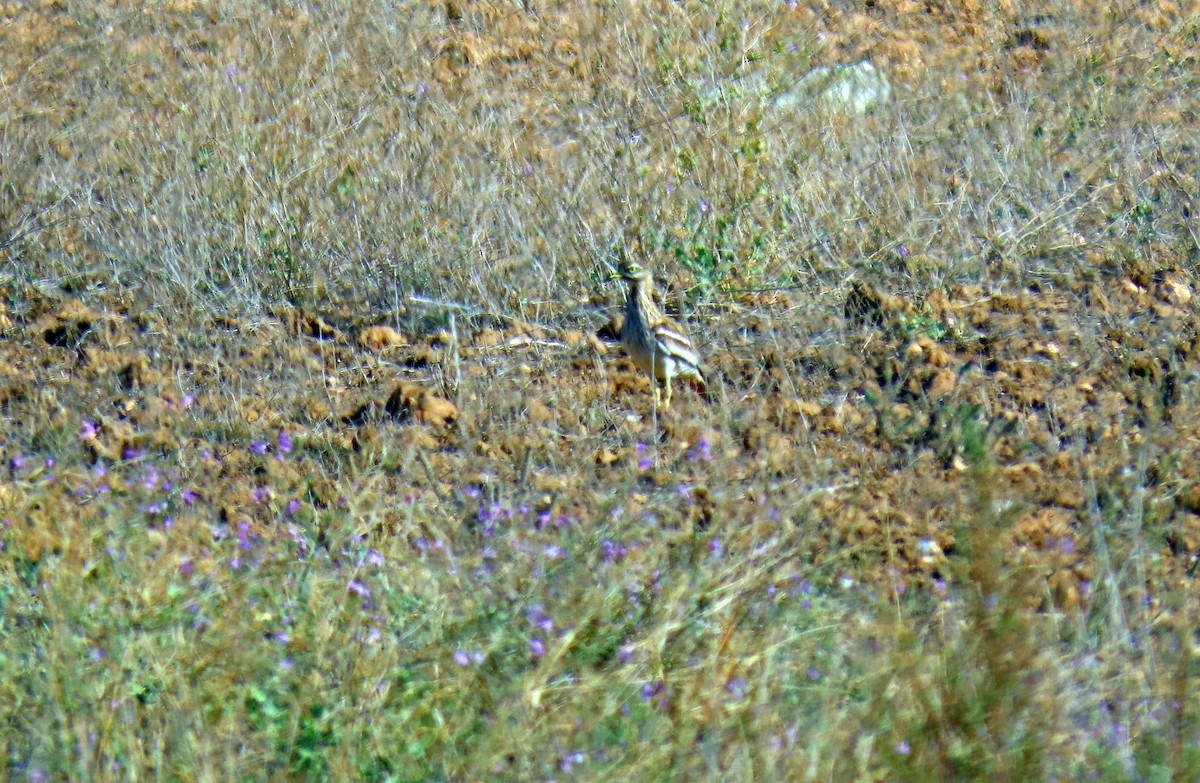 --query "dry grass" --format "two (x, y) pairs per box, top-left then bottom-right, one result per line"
(2, 0), (1199, 780)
